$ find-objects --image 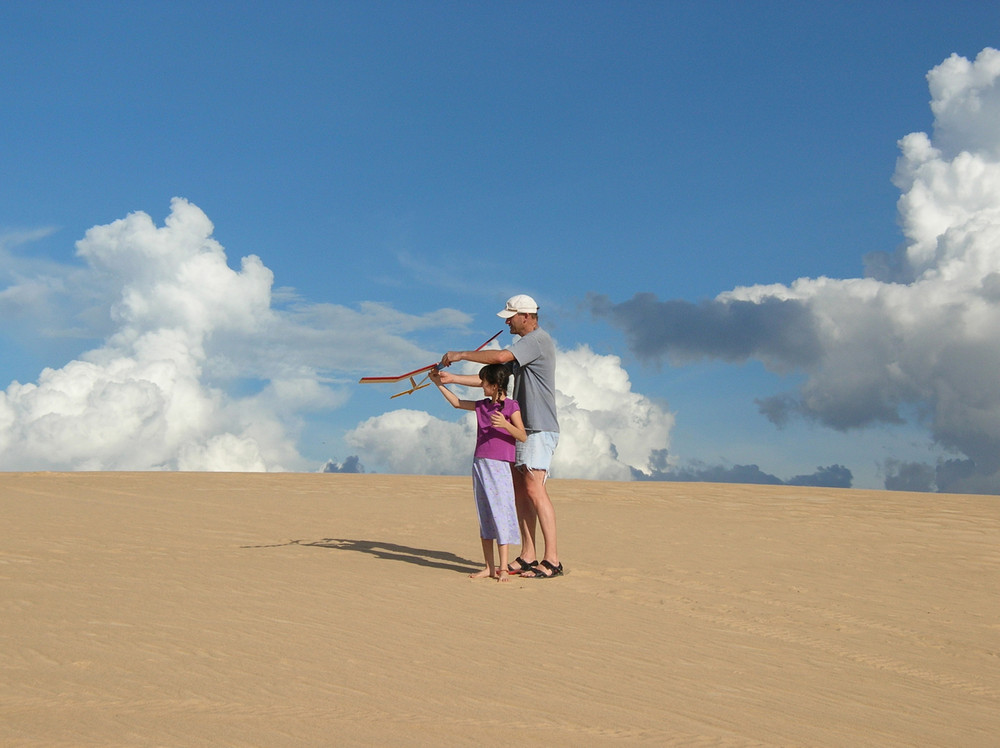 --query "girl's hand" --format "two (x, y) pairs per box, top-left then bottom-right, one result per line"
(490, 412), (509, 429)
